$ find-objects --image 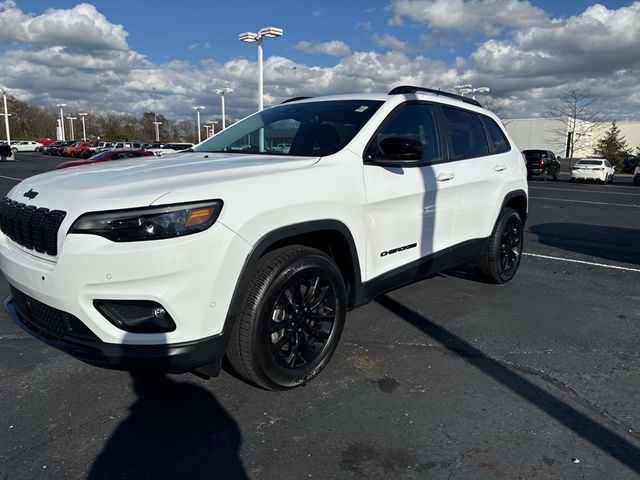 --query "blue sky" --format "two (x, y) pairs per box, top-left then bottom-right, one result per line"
(12, 0), (635, 66)
(2, 1), (640, 120)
